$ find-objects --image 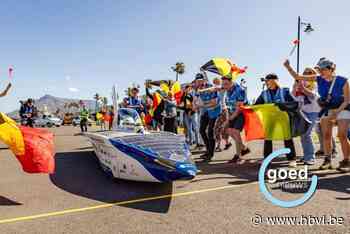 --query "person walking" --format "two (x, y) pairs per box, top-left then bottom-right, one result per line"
(80, 105), (89, 133)
(195, 73), (222, 162)
(255, 73), (297, 167)
(284, 58), (350, 172)
(221, 76), (250, 163)
(291, 68), (320, 165)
